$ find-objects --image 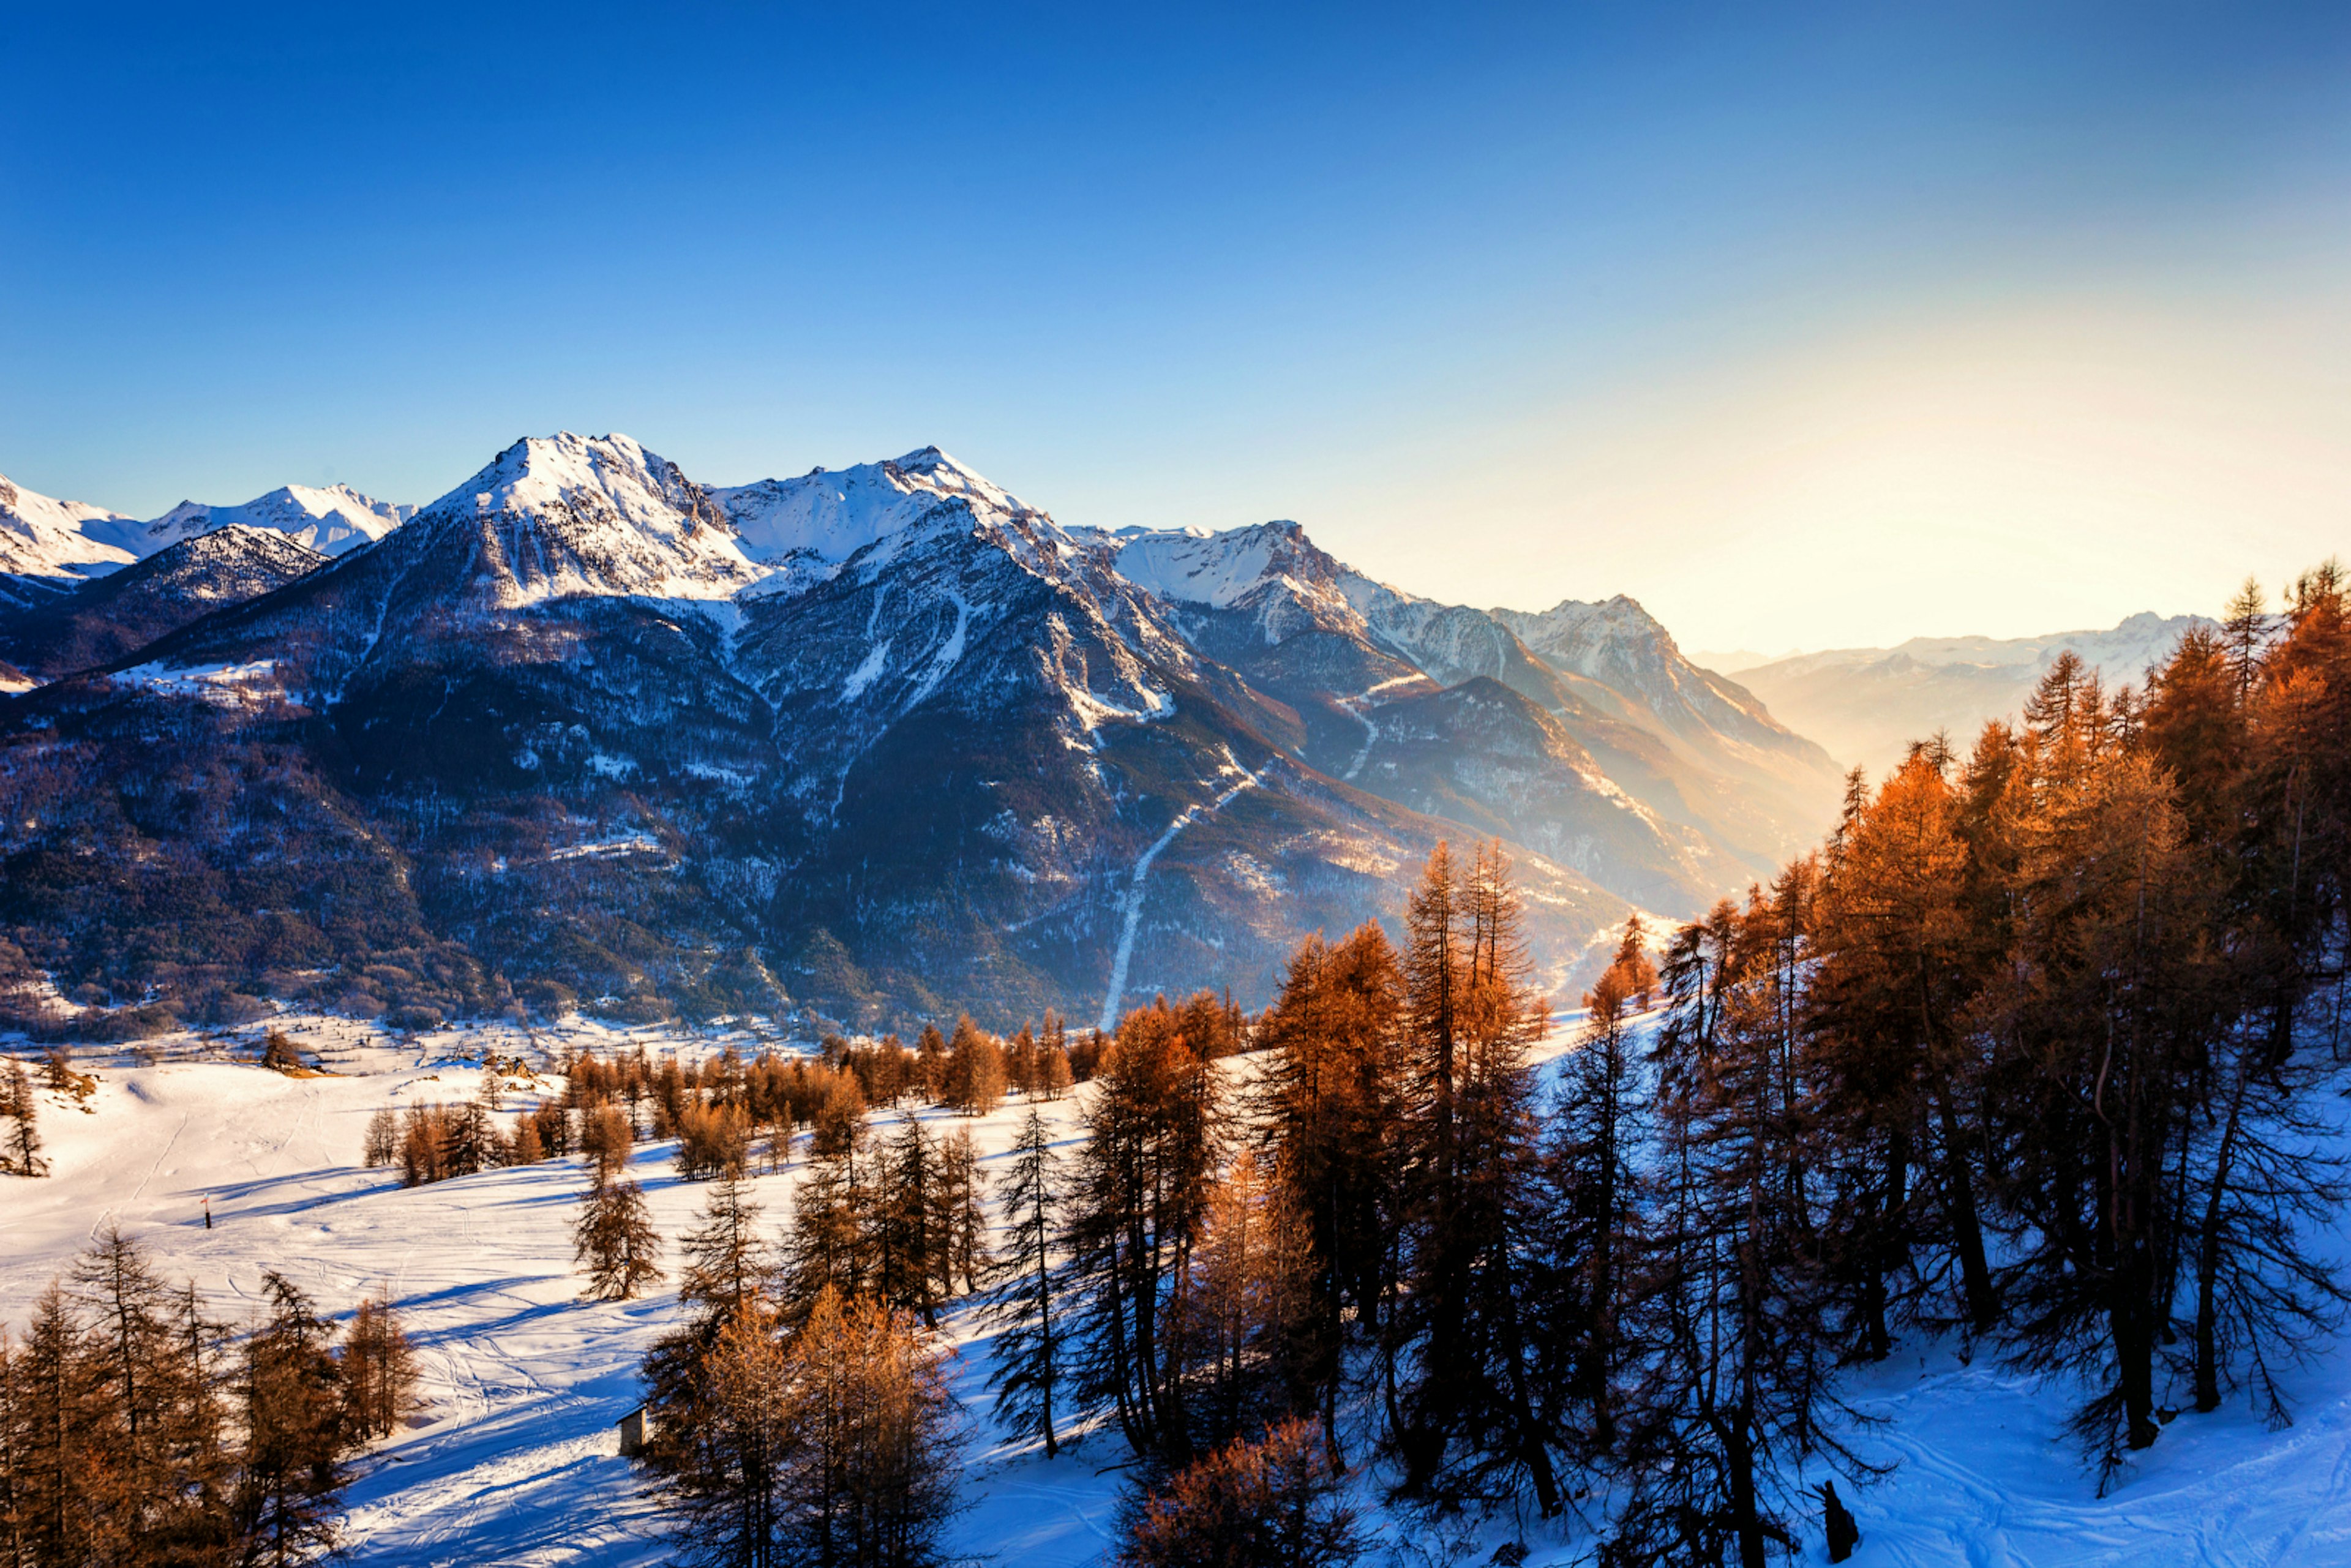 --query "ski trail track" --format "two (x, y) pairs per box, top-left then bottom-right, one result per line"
(1337, 673), (1429, 781)
(1097, 751), (1261, 1032)
(17, 1016), (2351, 1565)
